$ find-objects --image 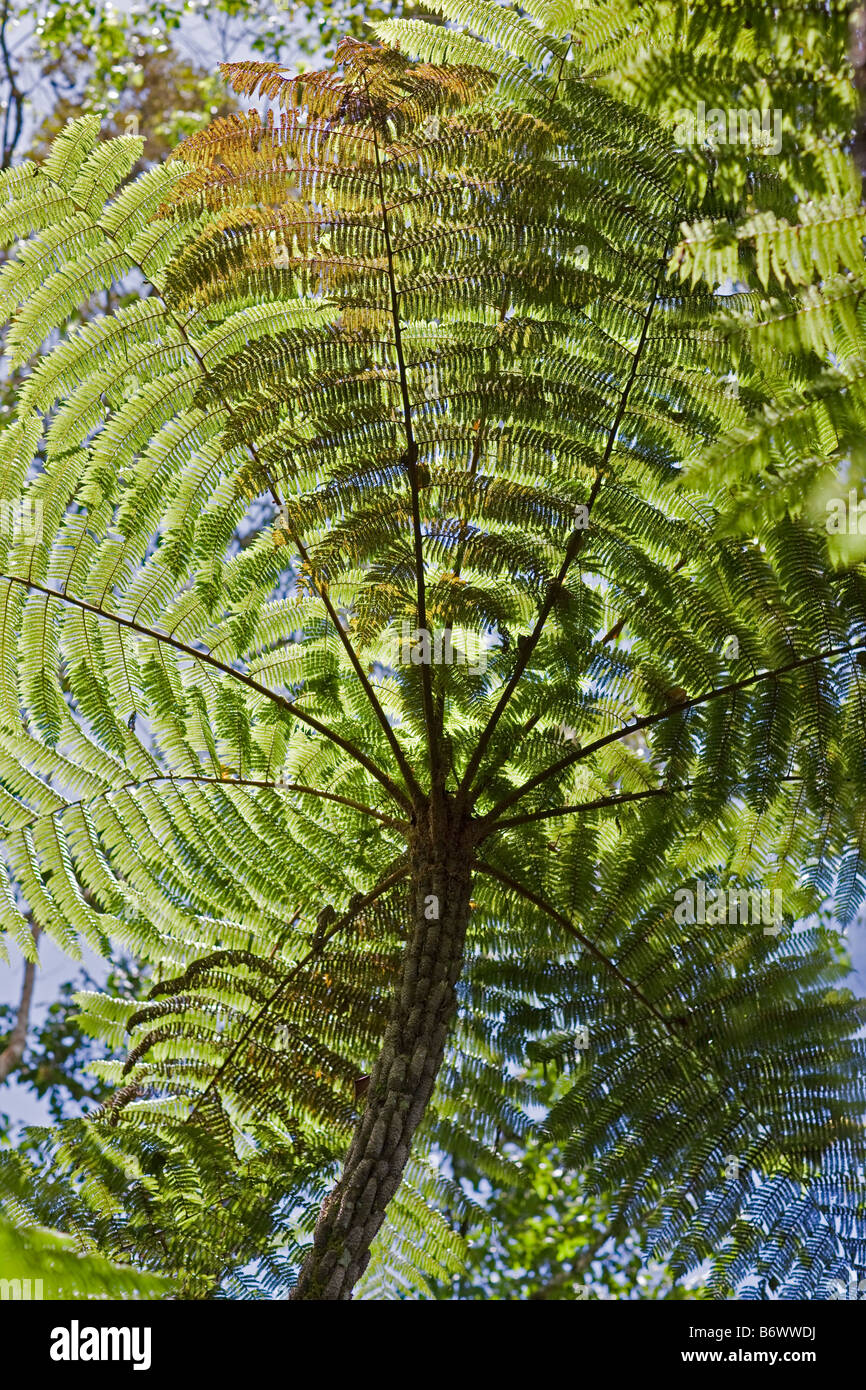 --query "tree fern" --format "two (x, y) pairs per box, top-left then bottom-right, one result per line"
(0, 16), (865, 1302)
